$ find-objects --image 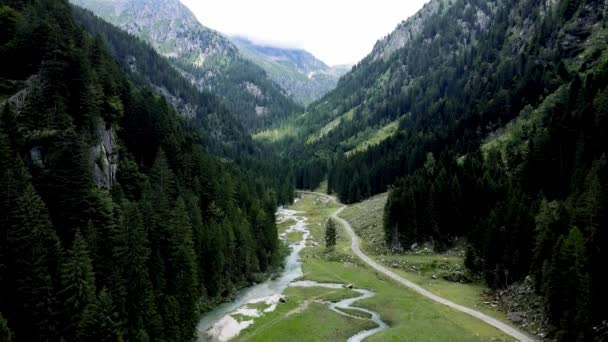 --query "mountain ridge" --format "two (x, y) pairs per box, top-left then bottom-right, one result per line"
(230, 36), (350, 105)
(71, 0), (302, 131)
